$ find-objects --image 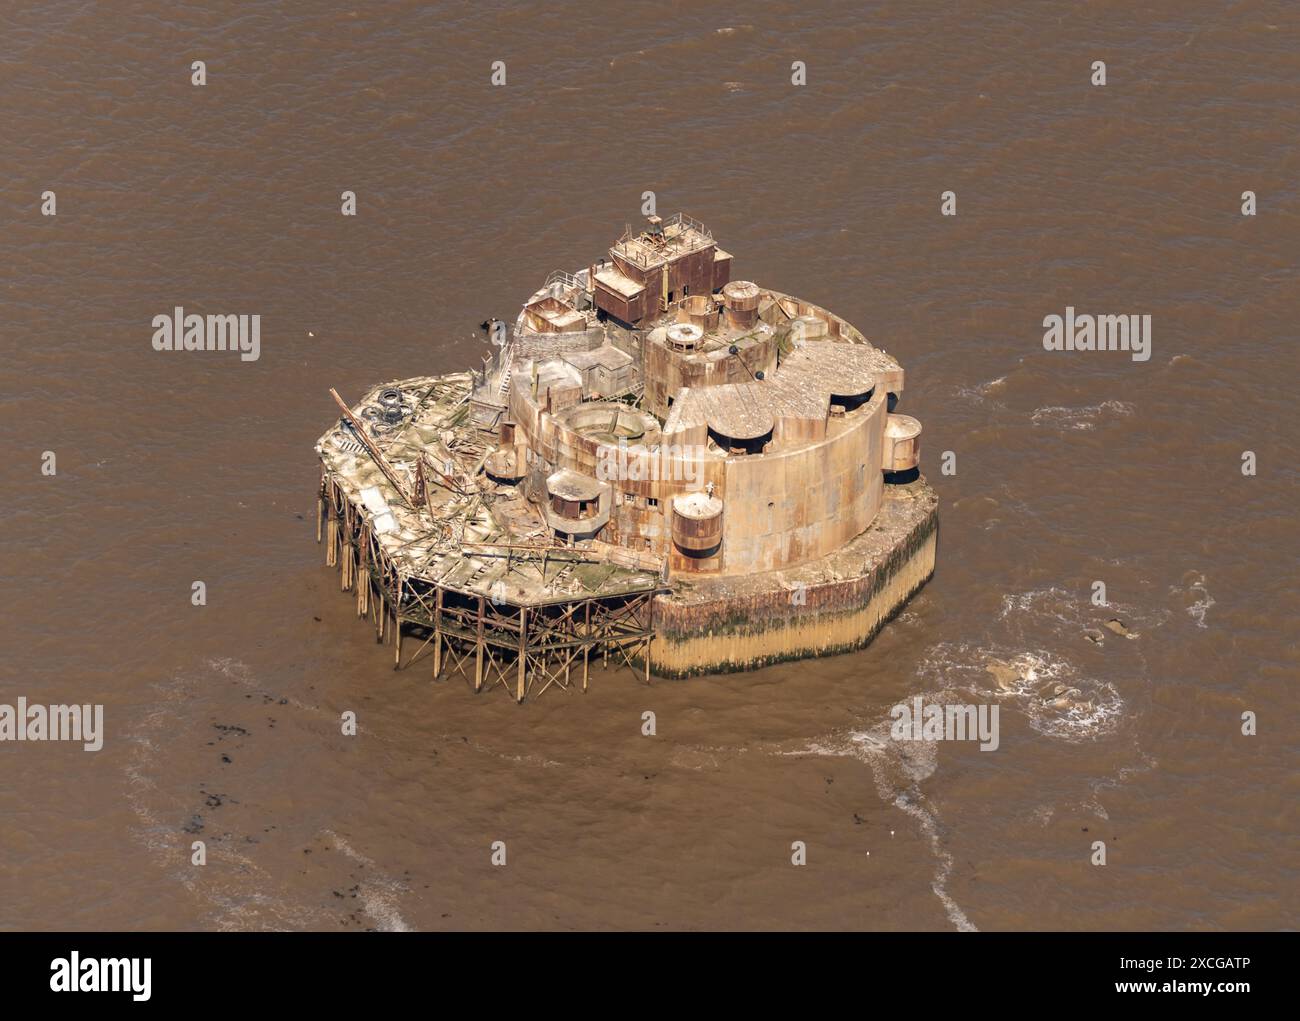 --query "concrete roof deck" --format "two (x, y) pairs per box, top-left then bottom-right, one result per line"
(547, 469), (606, 503)
(593, 266), (644, 298)
(663, 340), (900, 442)
(672, 383), (776, 440)
(778, 341), (897, 396)
(563, 345), (633, 371)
